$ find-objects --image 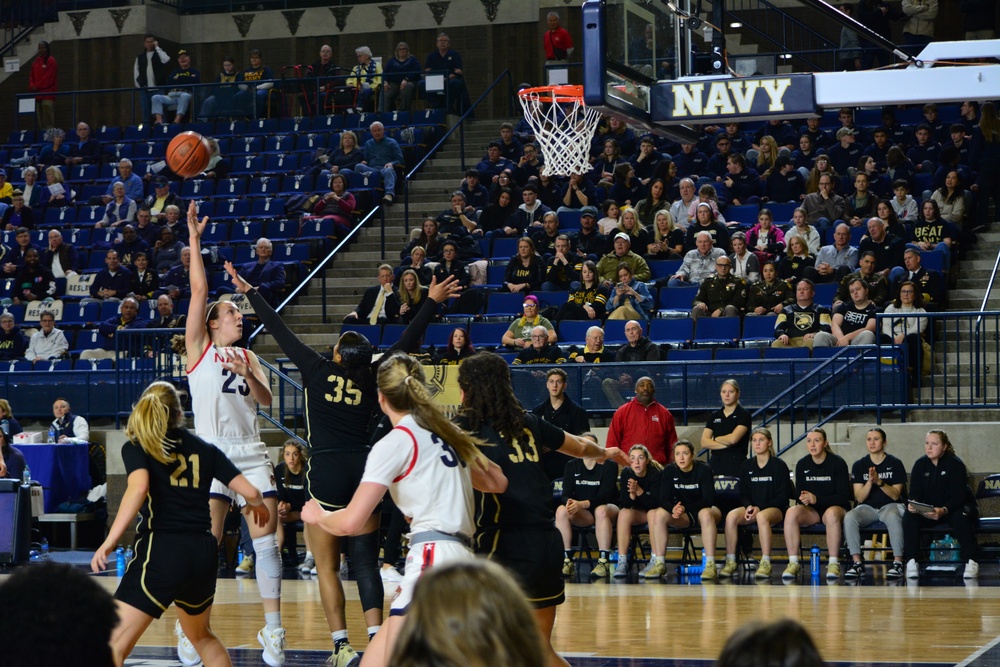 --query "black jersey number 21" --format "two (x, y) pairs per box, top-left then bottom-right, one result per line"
(170, 454), (201, 487)
(221, 368), (250, 396)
